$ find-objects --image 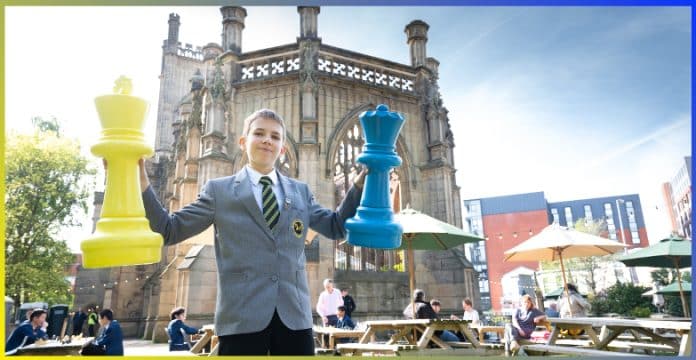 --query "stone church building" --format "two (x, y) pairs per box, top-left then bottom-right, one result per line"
(74, 6), (480, 341)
